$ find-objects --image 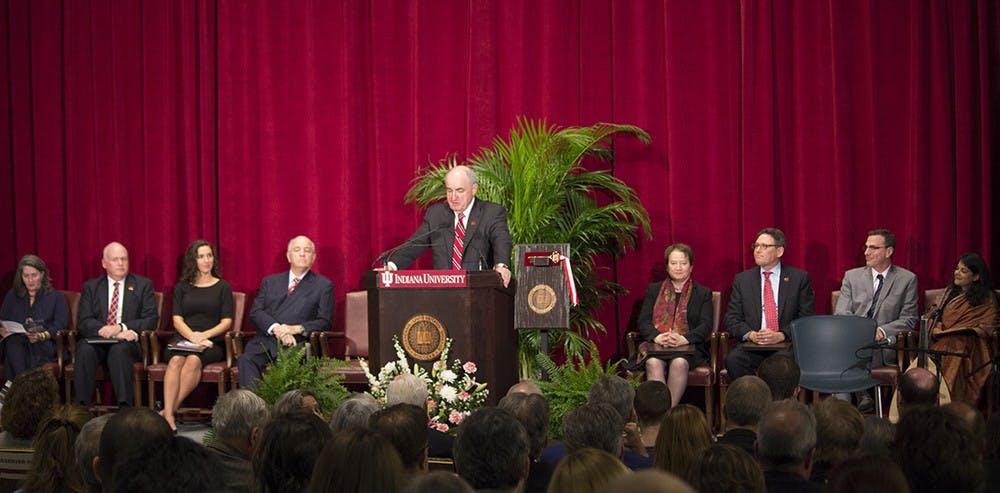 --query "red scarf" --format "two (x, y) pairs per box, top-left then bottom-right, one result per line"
(652, 278), (692, 335)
